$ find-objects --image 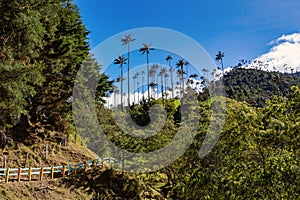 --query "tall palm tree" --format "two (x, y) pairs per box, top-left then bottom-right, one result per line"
(166, 55), (172, 67)
(149, 69), (156, 98)
(215, 51), (225, 75)
(176, 69), (185, 97)
(141, 70), (145, 98)
(166, 55), (174, 98)
(114, 55), (127, 110)
(139, 43), (155, 100)
(149, 82), (157, 99)
(169, 67), (175, 98)
(160, 67), (168, 99)
(122, 34), (135, 107)
(117, 76), (125, 106)
(159, 69), (165, 100)
(176, 59), (188, 97)
(164, 72), (170, 99)
(133, 73), (137, 103)
(158, 67), (167, 99)
(151, 64), (159, 98)
(114, 89), (120, 107)
(150, 64), (159, 97)
(112, 85), (118, 108)
(135, 72), (140, 103)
